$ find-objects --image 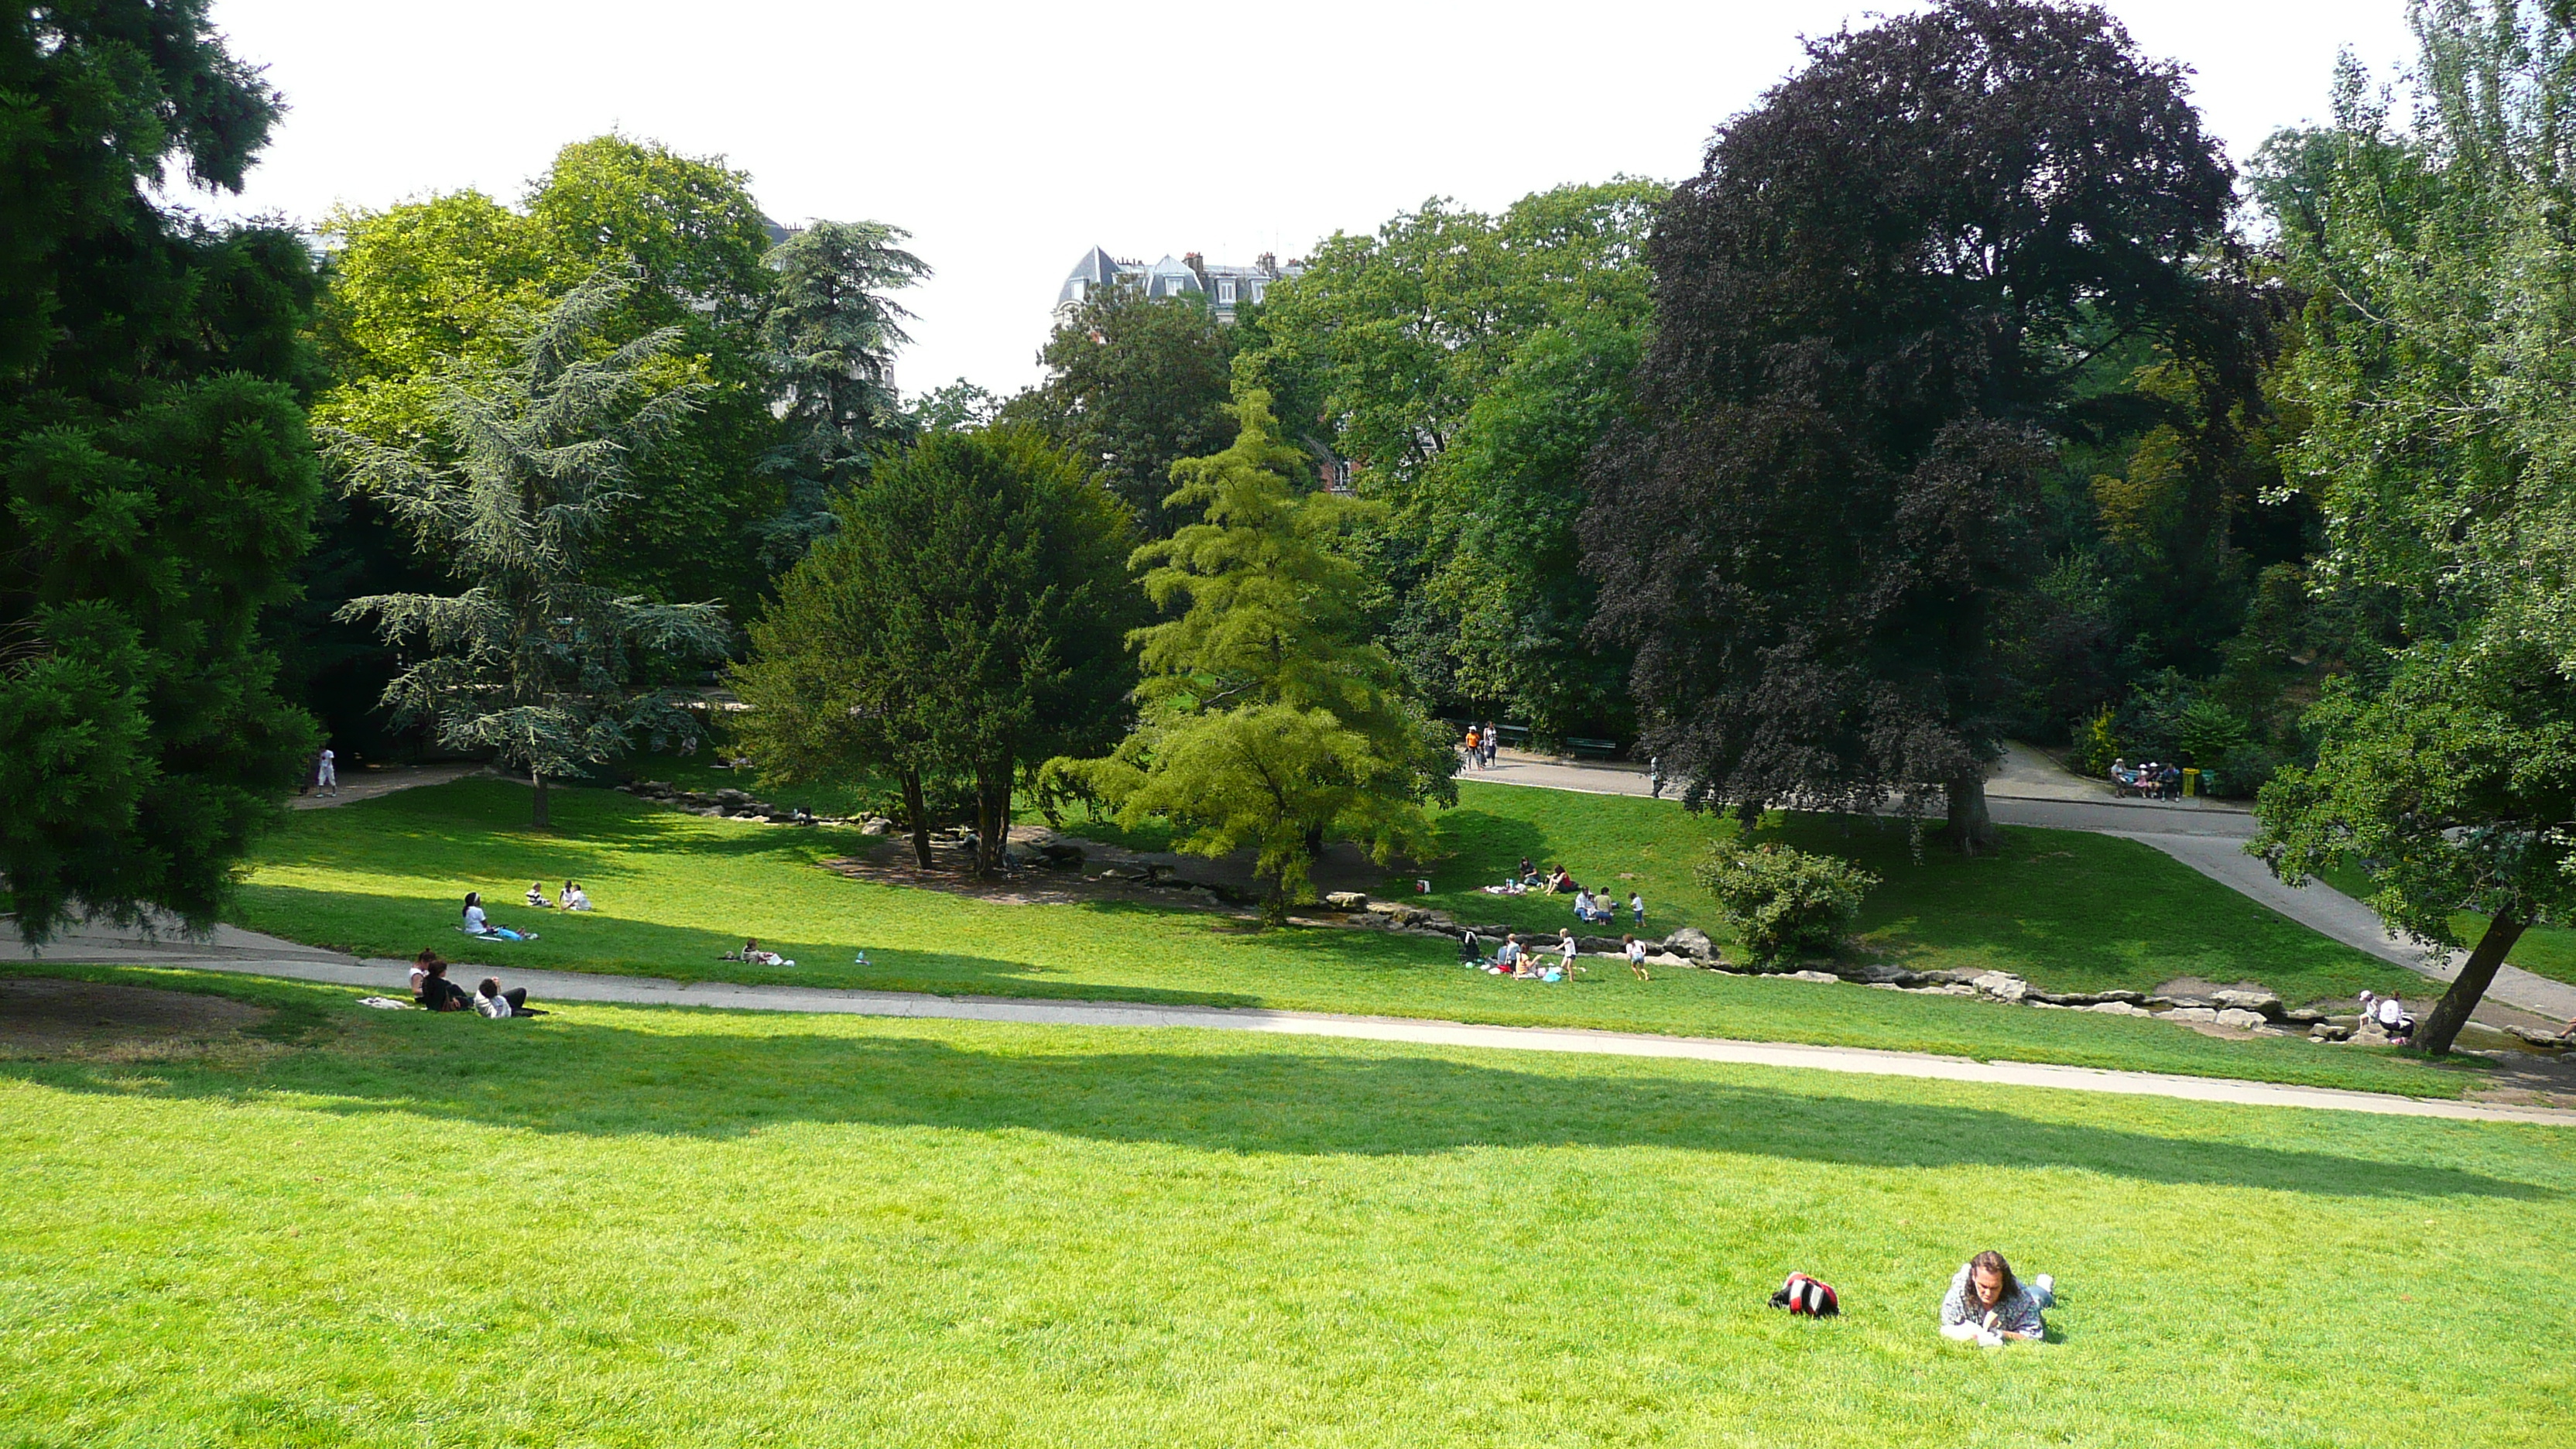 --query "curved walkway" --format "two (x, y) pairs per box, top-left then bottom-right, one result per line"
(9, 923), (2569, 1127)
(1468, 746), (2576, 1021)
